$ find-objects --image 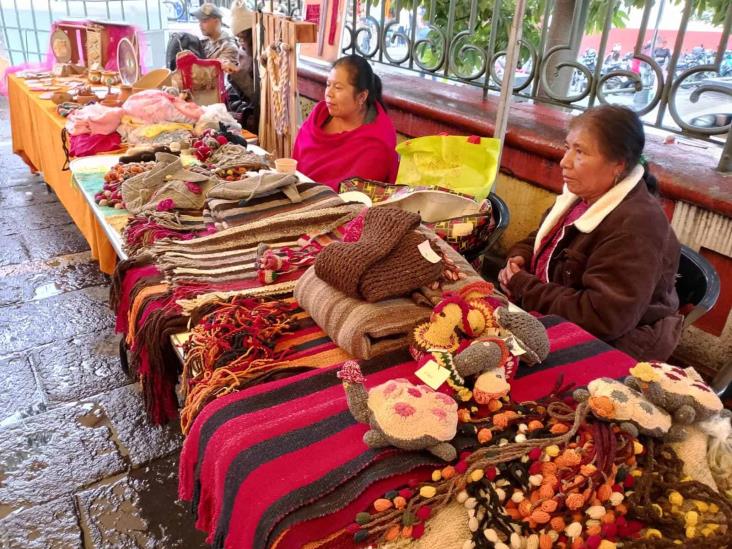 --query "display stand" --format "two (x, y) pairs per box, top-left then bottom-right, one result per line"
(253, 12), (316, 159)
